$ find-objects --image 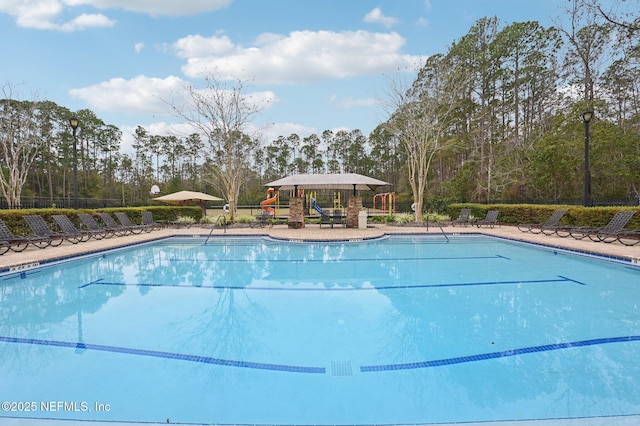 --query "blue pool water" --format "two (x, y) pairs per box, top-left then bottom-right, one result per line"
(1, 235), (640, 425)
